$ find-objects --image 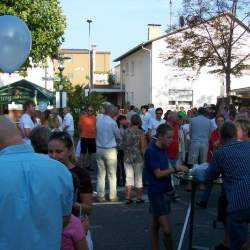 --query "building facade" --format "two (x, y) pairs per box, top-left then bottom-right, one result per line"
(54, 49), (111, 87)
(114, 15), (250, 110)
